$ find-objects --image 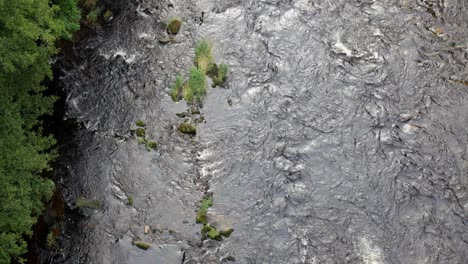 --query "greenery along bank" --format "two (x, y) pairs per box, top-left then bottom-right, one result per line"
(0, 0), (80, 263)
